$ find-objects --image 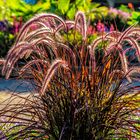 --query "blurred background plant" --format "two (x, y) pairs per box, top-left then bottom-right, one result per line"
(0, 0), (140, 57)
(0, 0), (50, 57)
(0, 20), (14, 57)
(128, 11), (140, 25)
